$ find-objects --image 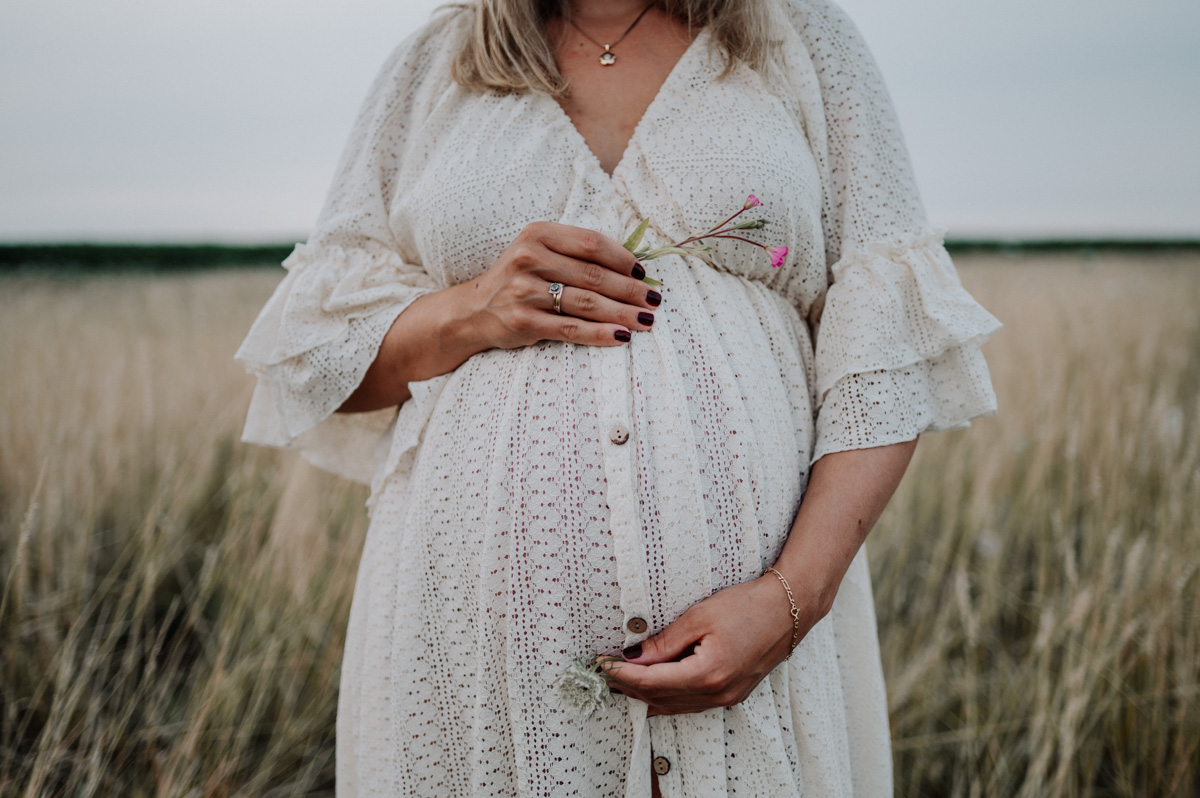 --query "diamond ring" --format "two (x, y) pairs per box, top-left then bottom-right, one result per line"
(548, 282), (564, 314)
